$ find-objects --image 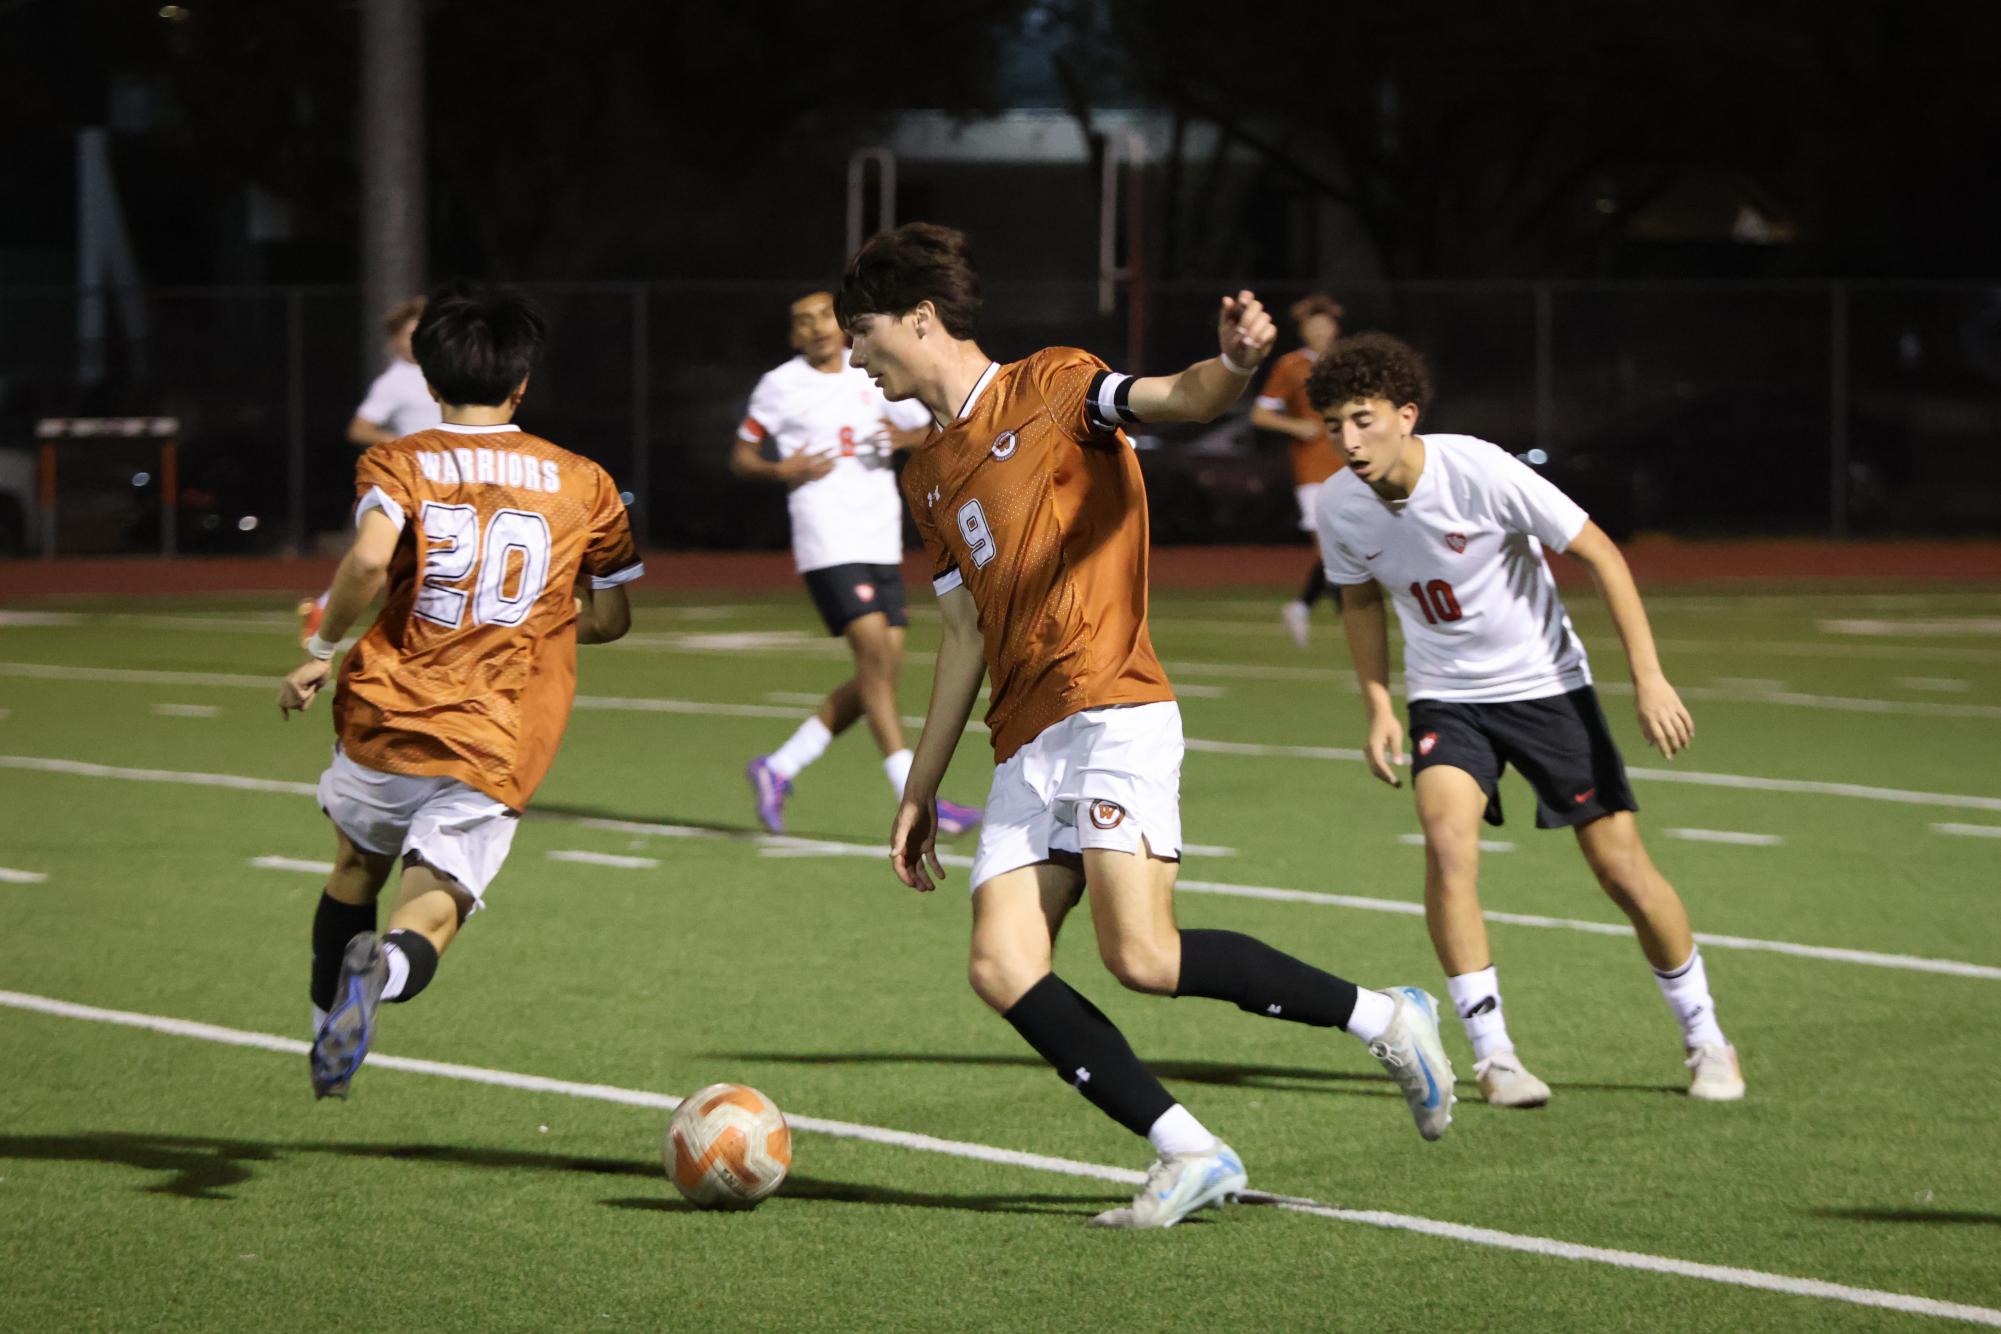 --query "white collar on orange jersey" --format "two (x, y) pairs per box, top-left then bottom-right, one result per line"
(435, 422), (520, 434)
(953, 362), (999, 422)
